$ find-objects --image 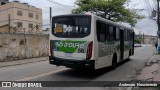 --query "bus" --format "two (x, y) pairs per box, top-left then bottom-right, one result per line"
(49, 14), (134, 70)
